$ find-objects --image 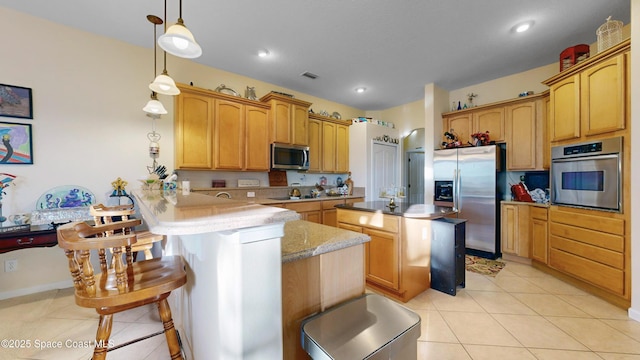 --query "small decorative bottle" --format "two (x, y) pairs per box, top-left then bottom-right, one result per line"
(344, 172), (354, 196)
(457, 101), (462, 111)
